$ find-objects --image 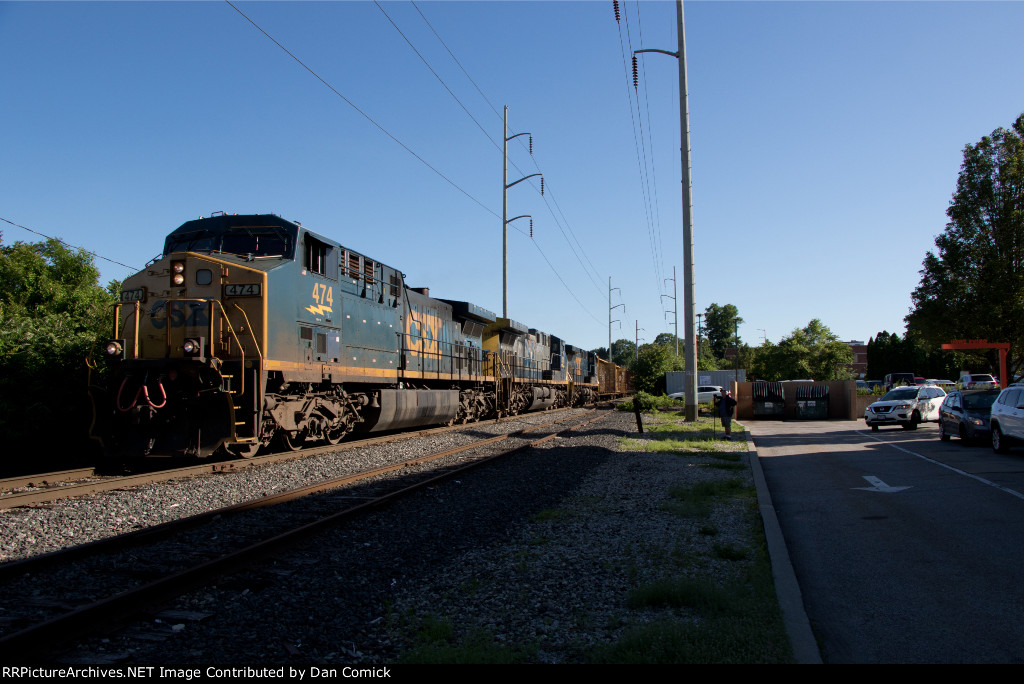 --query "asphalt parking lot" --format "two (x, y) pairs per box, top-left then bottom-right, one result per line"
(749, 419), (1024, 664)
